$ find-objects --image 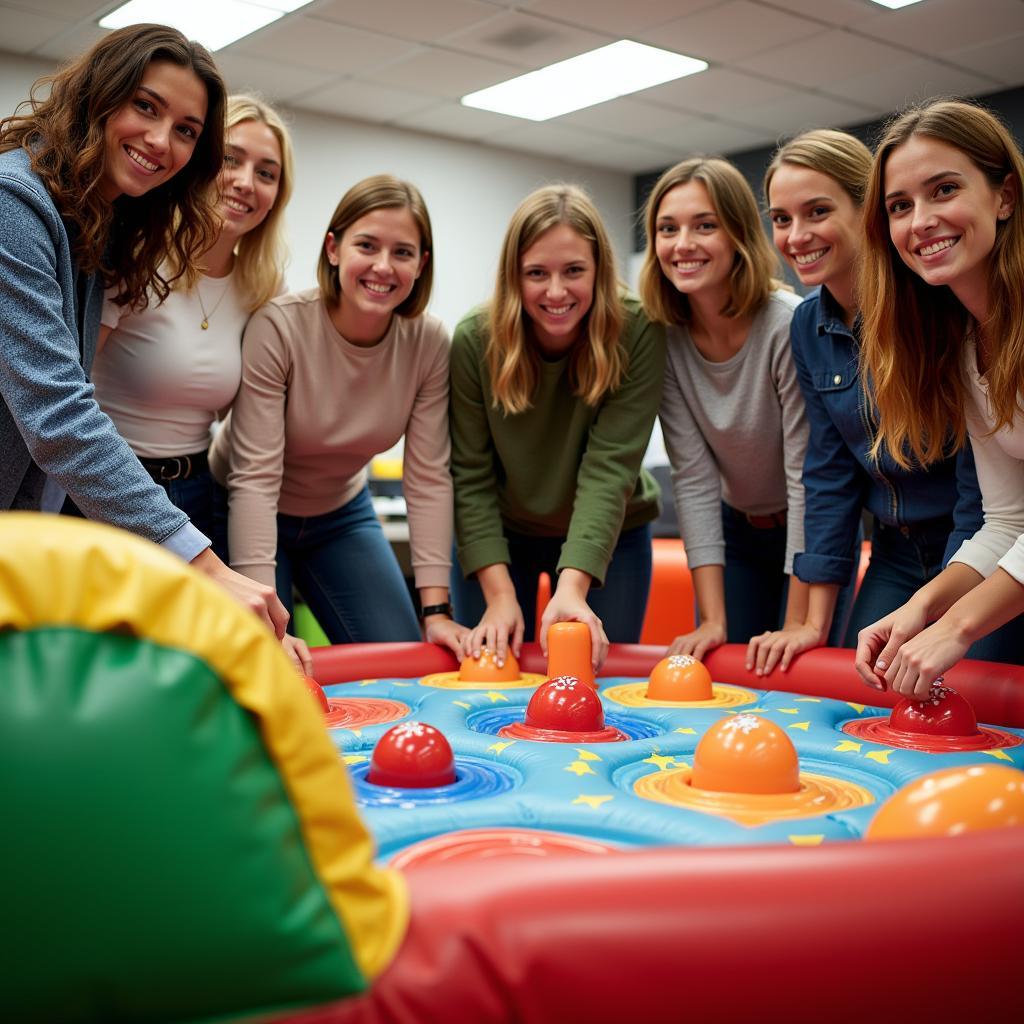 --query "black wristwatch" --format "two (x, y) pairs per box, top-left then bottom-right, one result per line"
(419, 602), (453, 620)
